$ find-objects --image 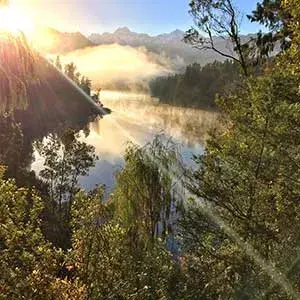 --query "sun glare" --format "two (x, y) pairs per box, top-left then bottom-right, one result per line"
(0, 7), (35, 36)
